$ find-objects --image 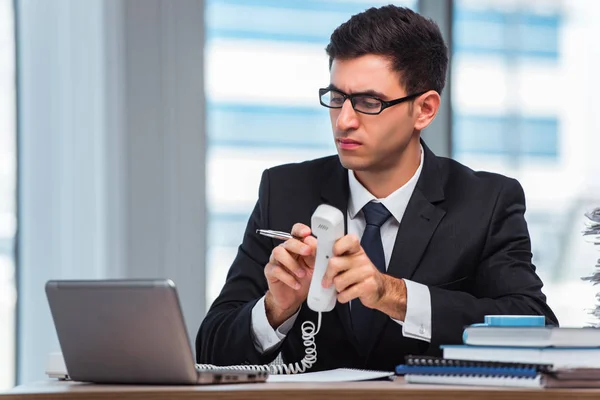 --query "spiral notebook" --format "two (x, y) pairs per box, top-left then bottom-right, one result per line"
(396, 356), (553, 388)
